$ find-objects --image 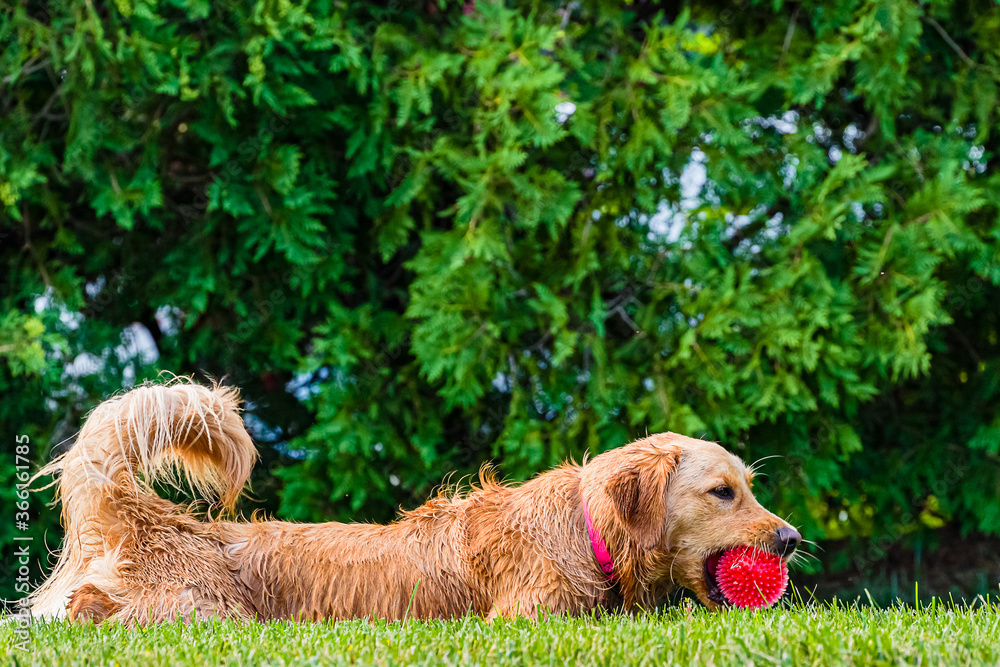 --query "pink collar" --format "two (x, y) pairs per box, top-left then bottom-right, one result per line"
(582, 497), (616, 580)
